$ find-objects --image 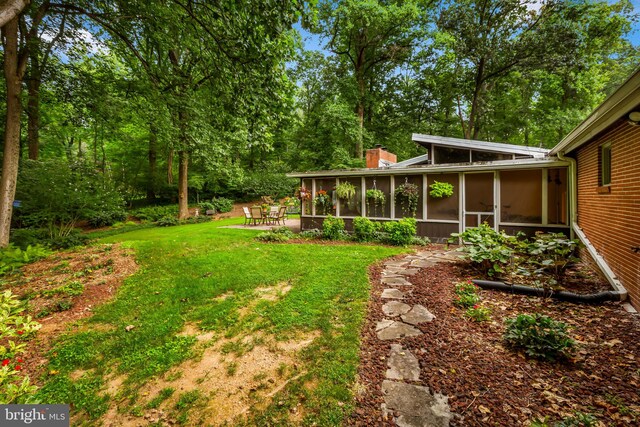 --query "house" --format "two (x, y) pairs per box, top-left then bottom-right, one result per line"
(288, 69), (639, 310)
(550, 68), (640, 311)
(289, 136), (570, 241)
